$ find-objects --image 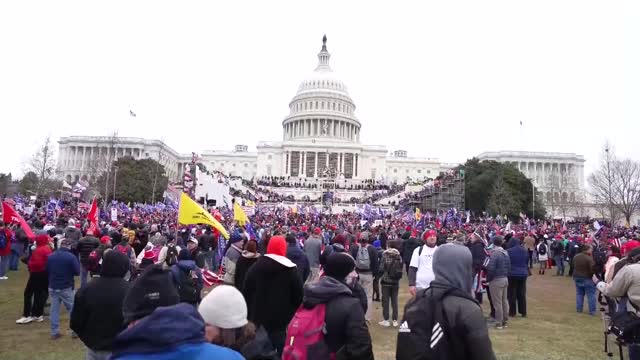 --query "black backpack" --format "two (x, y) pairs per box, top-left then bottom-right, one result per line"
(538, 243), (547, 256)
(396, 284), (475, 360)
(165, 243), (179, 267)
(176, 268), (199, 304)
